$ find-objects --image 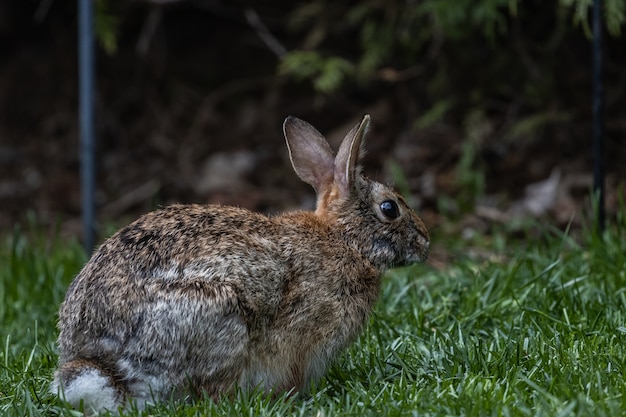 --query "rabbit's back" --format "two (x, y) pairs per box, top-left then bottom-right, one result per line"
(57, 205), (288, 399)
(56, 204), (378, 406)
